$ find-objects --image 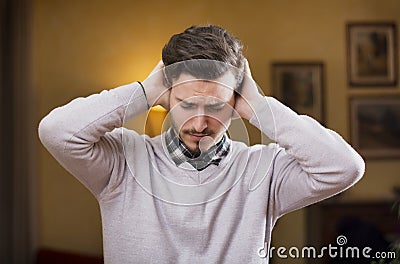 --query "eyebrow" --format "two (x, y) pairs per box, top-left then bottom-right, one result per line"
(175, 96), (227, 107)
(205, 102), (226, 107)
(176, 98), (196, 106)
